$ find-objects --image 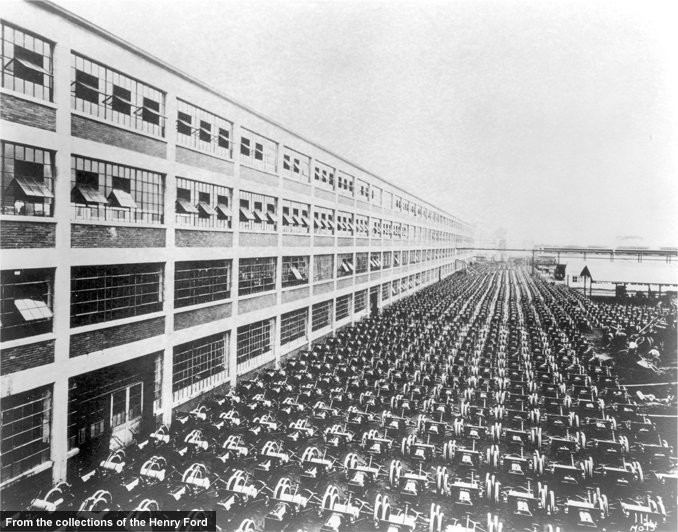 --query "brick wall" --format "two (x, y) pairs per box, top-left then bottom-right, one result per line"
(282, 234), (311, 248)
(174, 302), (232, 331)
(175, 229), (233, 248)
(357, 238), (369, 246)
(314, 189), (335, 203)
(338, 195), (353, 207)
(70, 317), (165, 357)
(0, 220), (55, 249)
(71, 224), (165, 248)
(71, 115), (166, 158)
(356, 274), (369, 285)
(240, 166), (279, 188)
(239, 293), (276, 314)
(176, 146), (235, 175)
(0, 340), (55, 375)
(0, 93), (56, 131)
(370, 272), (382, 281)
(337, 278), (353, 290)
(314, 236), (334, 247)
(313, 281), (334, 295)
(281, 286), (309, 304)
(338, 237), (354, 247)
(239, 232), (277, 247)
(282, 179), (311, 196)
